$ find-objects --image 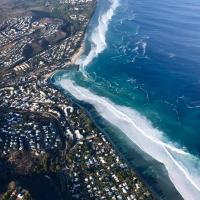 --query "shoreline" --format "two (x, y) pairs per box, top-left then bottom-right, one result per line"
(44, 0), (168, 199)
(45, 41), (85, 81)
(45, 2), (159, 198)
(48, 75), (158, 199)
(49, 73), (184, 200)
(70, 42), (85, 65)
